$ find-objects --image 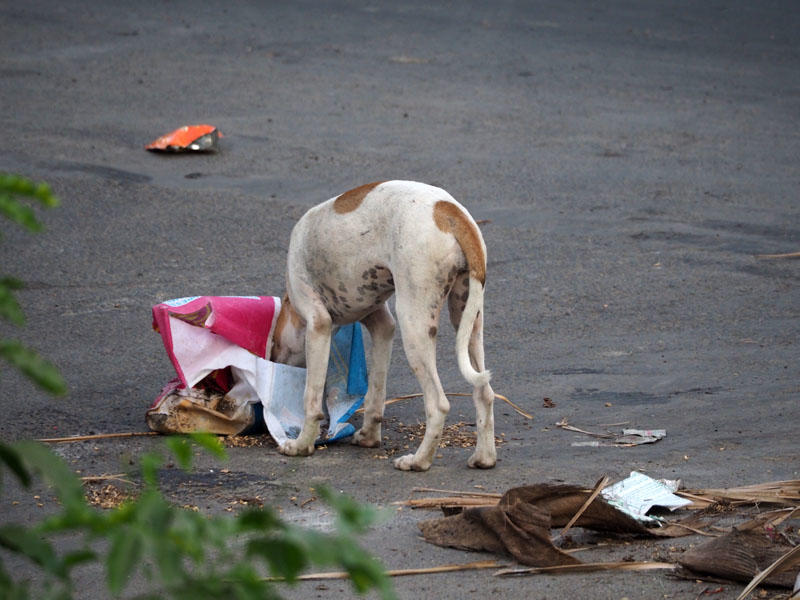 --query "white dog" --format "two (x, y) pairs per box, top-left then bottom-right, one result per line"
(270, 180), (496, 471)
